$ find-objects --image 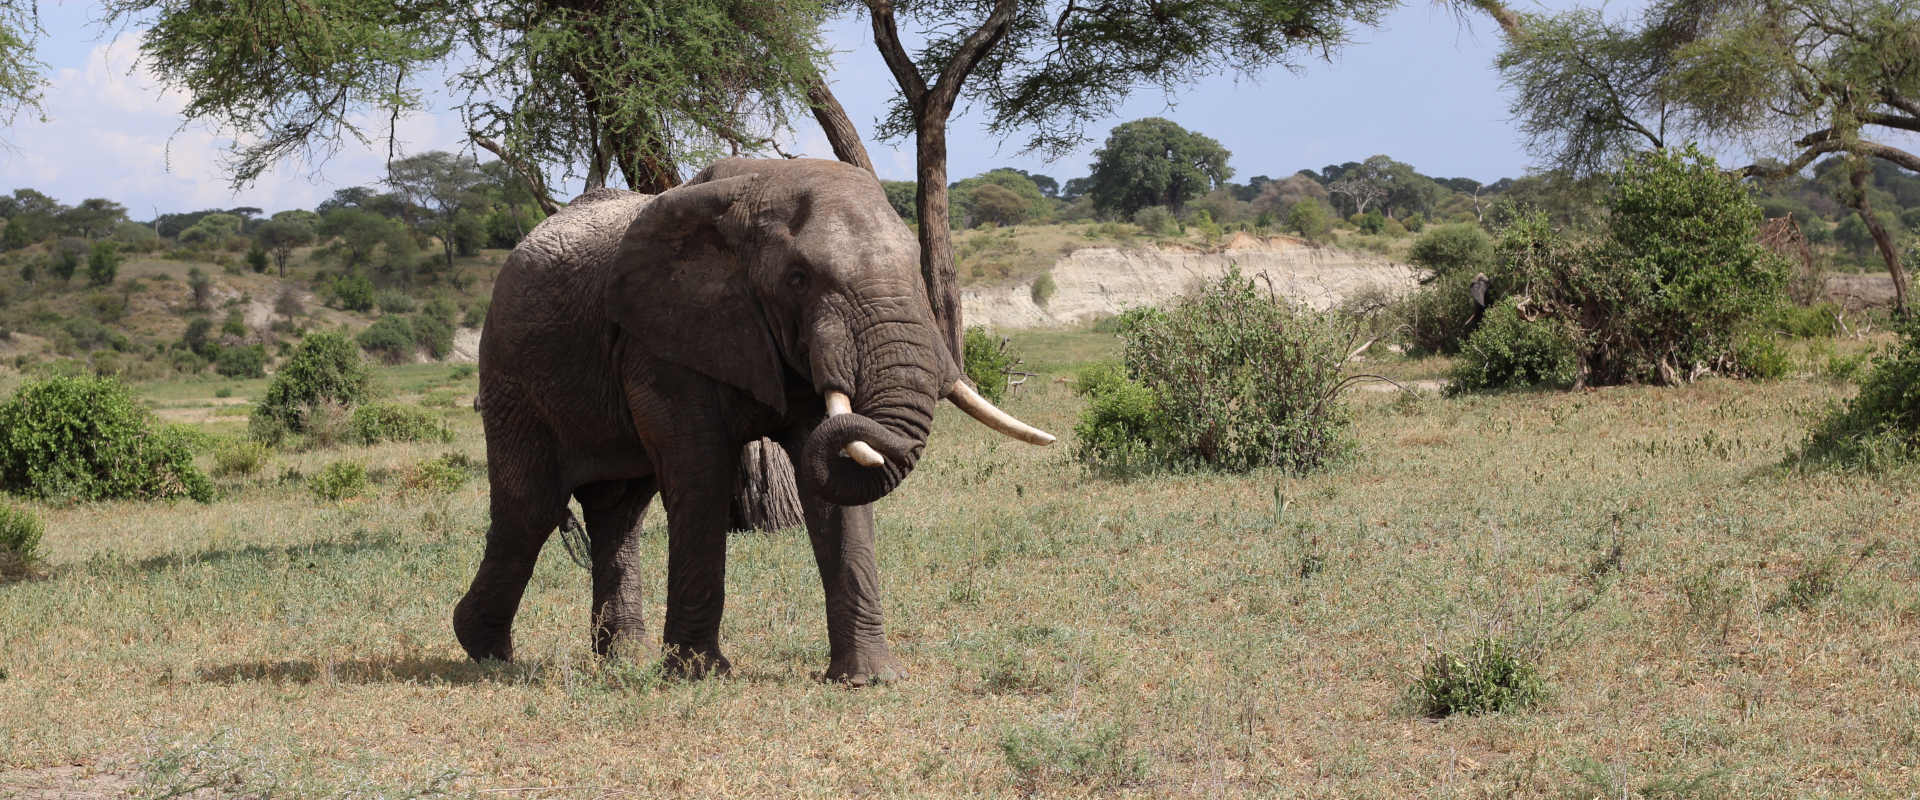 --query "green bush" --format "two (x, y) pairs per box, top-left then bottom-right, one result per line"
(214, 344), (267, 379)
(1130, 206), (1177, 236)
(1407, 637), (1547, 718)
(0, 376), (213, 502)
(1285, 200), (1332, 243)
(86, 241), (120, 286)
(1071, 362), (1160, 475)
(461, 298), (490, 328)
(212, 439), (269, 477)
(1397, 270), (1488, 356)
(1354, 210), (1386, 234)
(1447, 300), (1580, 393)
(1407, 223), (1494, 279)
(245, 245), (269, 274)
(1730, 331), (1791, 380)
(1076, 271), (1353, 475)
(411, 313), (454, 360)
(962, 326), (1015, 403)
(356, 316), (416, 363)
(999, 720), (1145, 794)
(376, 291), (417, 313)
(350, 403), (451, 445)
(422, 296), (459, 326)
(308, 461), (368, 501)
(330, 274), (375, 312)
(0, 503), (44, 581)
(1030, 271), (1057, 308)
(1765, 302), (1841, 338)
(250, 332), (371, 444)
(1798, 320), (1920, 470)
(402, 453), (474, 494)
